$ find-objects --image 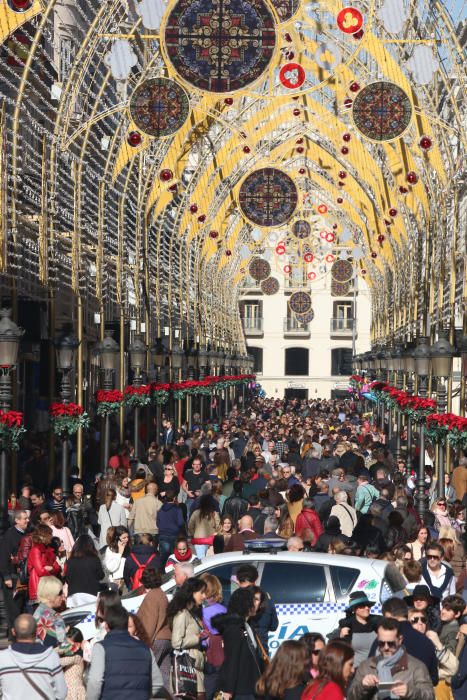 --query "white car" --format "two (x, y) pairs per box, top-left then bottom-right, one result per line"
(63, 550), (401, 648)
